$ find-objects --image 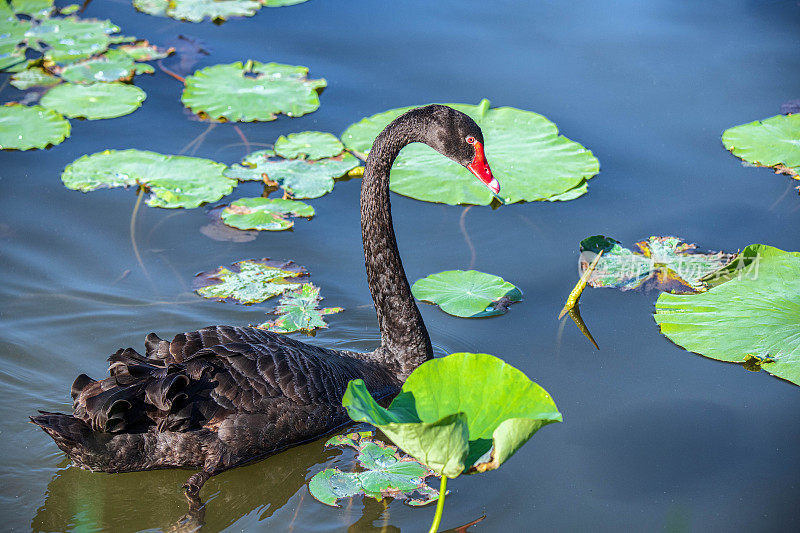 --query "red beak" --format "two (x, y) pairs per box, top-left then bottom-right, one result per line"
(467, 141), (499, 194)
